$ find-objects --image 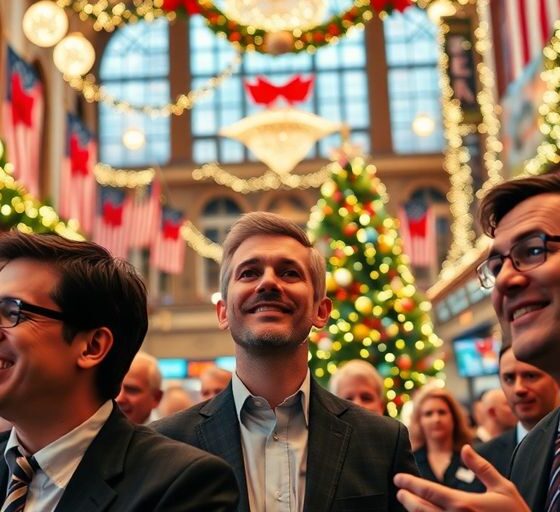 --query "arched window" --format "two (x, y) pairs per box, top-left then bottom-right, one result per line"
(384, 7), (444, 153)
(199, 197), (243, 296)
(189, 2), (370, 165)
(99, 19), (170, 167)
